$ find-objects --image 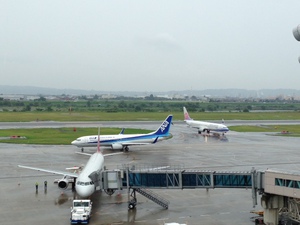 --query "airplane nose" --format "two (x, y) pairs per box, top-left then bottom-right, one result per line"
(75, 184), (94, 198)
